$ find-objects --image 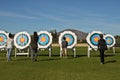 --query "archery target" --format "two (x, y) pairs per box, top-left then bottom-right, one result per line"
(38, 31), (52, 48)
(0, 31), (8, 48)
(14, 31), (31, 49)
(59, 31), (77, 49)
(104, 34), (115, 48)
(86, 31), (103, 49)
